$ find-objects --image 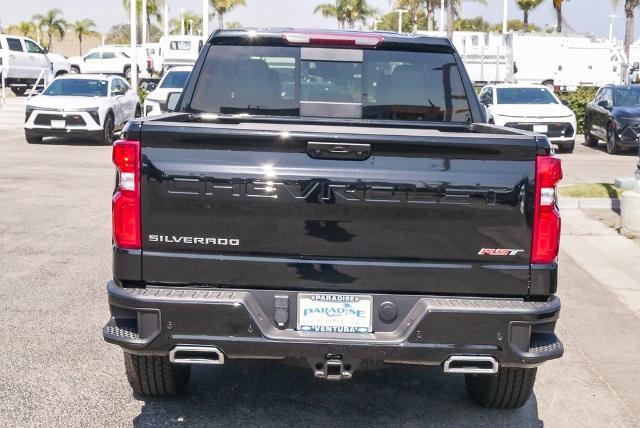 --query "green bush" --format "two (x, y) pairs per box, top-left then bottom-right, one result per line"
(137, 87), (149, 104)
(557, 87), (597, 134)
